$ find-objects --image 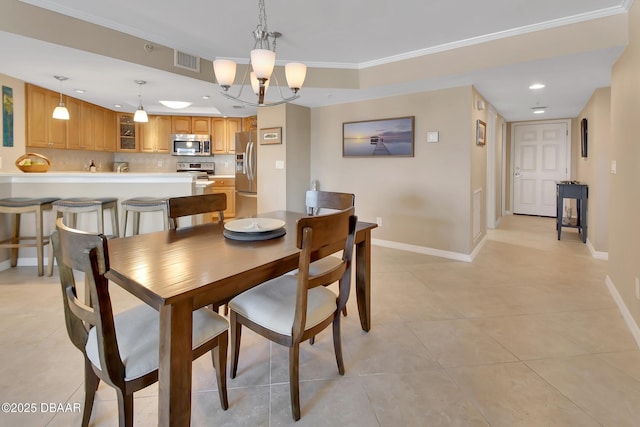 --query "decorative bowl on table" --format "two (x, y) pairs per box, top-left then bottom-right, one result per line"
(15, 153), (51, 173)
(223, 217), (286, 241)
